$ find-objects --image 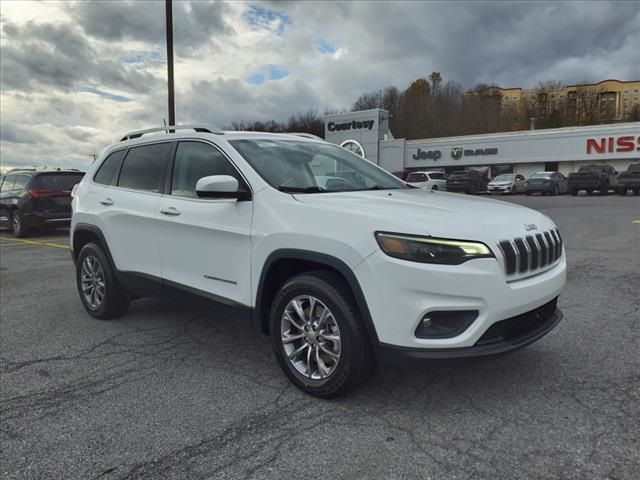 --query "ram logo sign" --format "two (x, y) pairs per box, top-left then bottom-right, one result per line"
(451, 147), (463, 160)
